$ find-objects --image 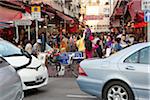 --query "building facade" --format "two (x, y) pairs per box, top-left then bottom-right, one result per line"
(79, 0), (115, 32)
